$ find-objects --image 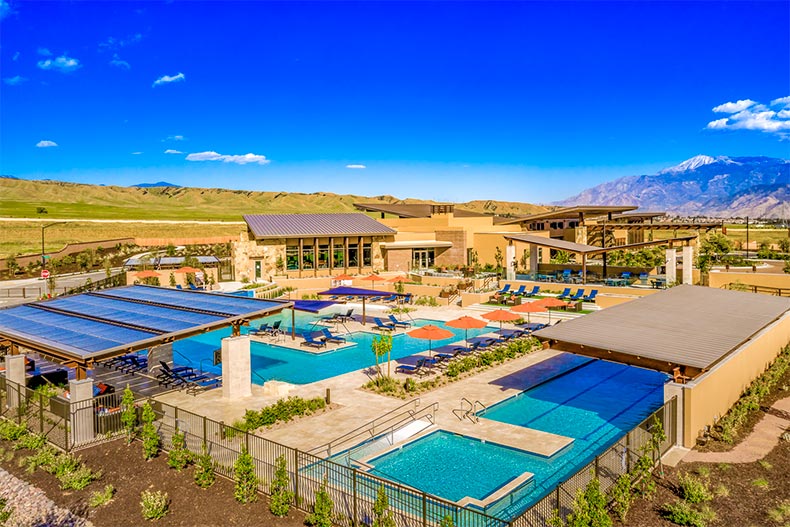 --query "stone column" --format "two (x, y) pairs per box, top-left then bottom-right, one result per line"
(682, 245), (694, 285)
(69, 378), (96, 447)
(221, 335), (252, 400)
(5, 354), (26, 409)
(148, 343), (174, 374)
(529, 244), (539, 275)
(505, 242), (516, 281)
(665, 248), (677, 285)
